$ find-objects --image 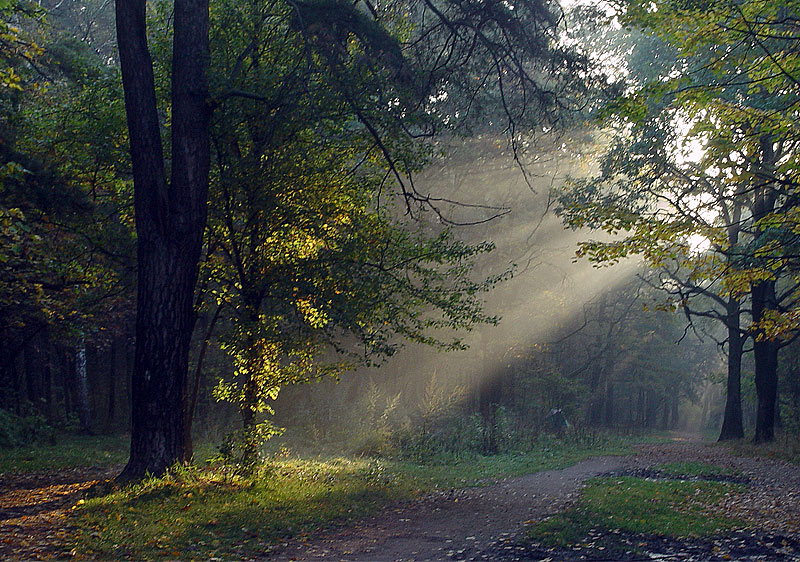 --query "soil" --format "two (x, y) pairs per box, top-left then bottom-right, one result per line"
(2, 437), (800, 561)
